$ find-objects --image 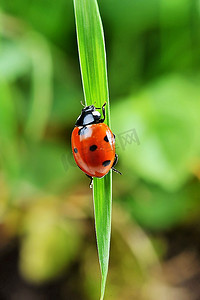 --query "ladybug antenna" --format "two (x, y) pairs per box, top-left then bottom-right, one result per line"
(95, 102), (107, 110)
(80, 100), (86, 107)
